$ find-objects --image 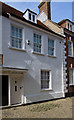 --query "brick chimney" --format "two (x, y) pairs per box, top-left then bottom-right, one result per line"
(38, 0), (51, 20)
